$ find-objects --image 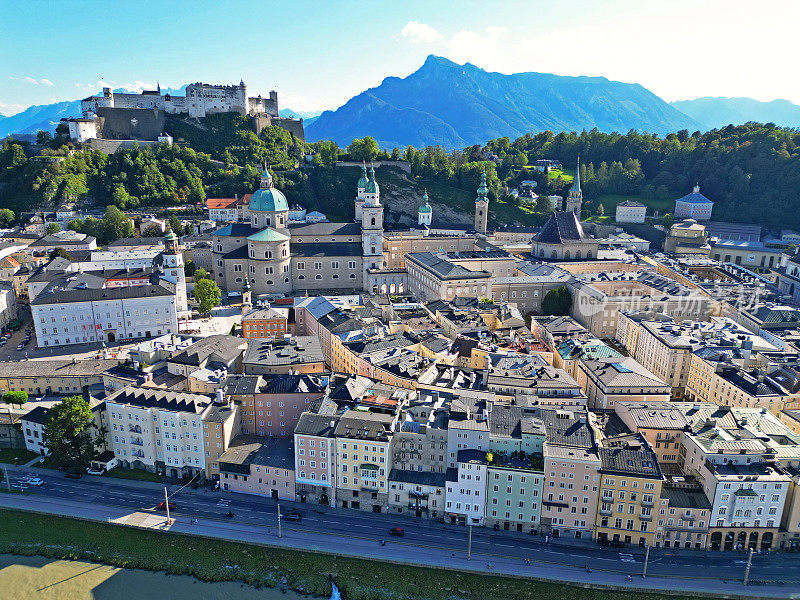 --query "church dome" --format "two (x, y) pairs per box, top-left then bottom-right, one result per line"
(365, 166), (380, 195)
(419, 191), (432, 213)
(357, 164), (369, 190)
(249, 187), (289, 213)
